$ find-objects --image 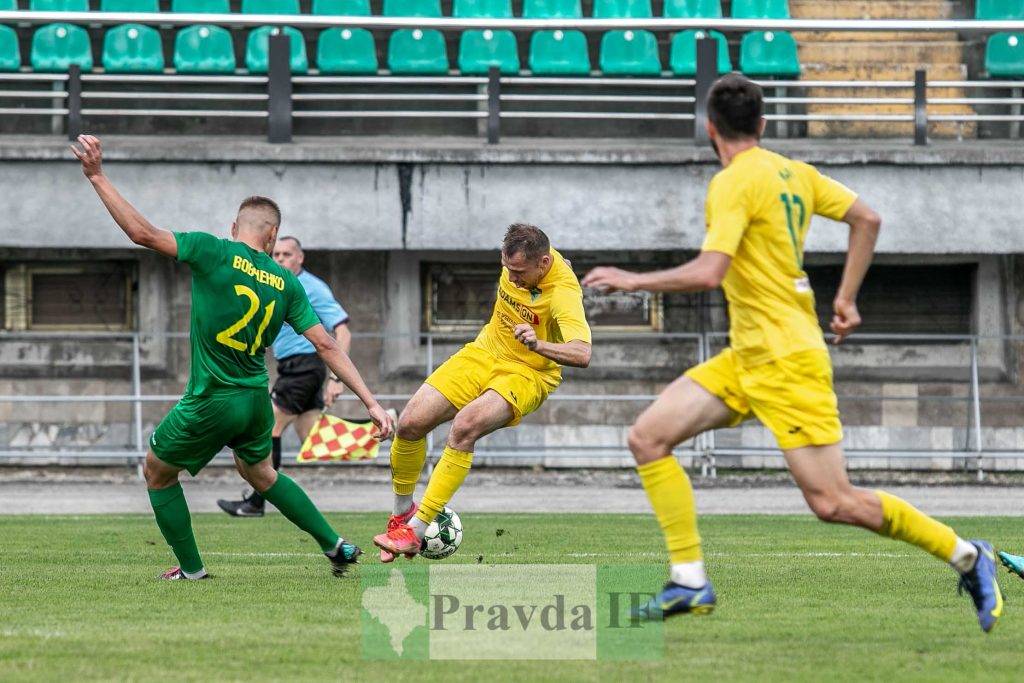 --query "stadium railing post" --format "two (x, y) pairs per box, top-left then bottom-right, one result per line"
(693, 38), (716, 144)
(969, 335), (985, 481)
(267, 31), (293, 144)
(913, 69), (928, 146)
(66, 64), (81, 141)
(487, 66), (501, 145)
